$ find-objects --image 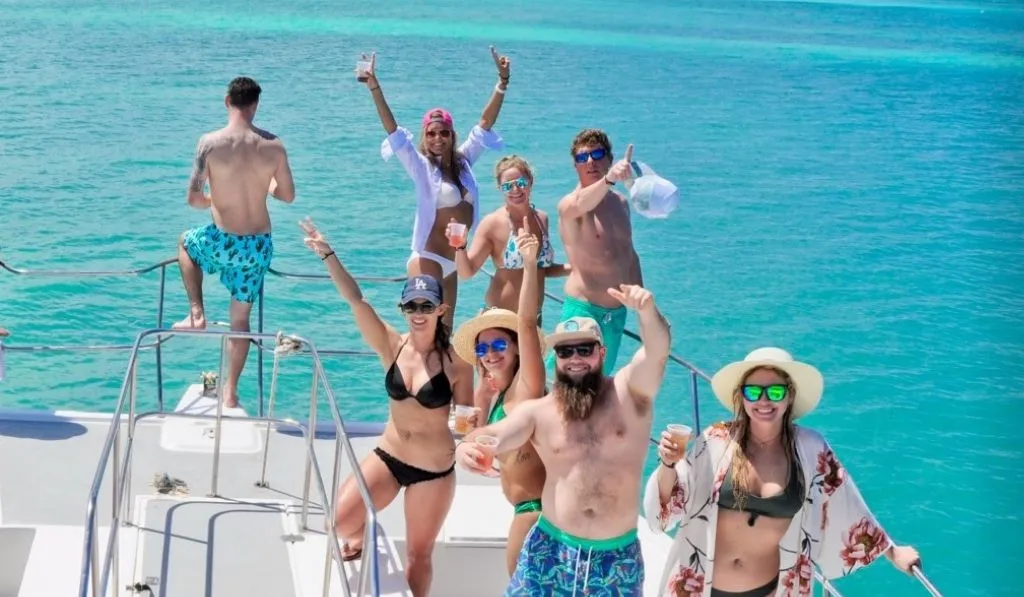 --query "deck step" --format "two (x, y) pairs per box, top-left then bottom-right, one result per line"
(2, 524), (136, 597)
(160, 384), (262, 454)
